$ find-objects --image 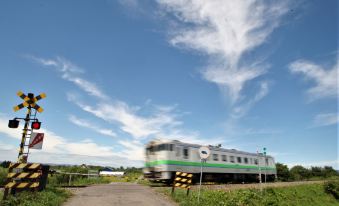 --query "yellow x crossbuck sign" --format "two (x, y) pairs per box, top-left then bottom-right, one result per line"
(13, 91), (46, 113)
